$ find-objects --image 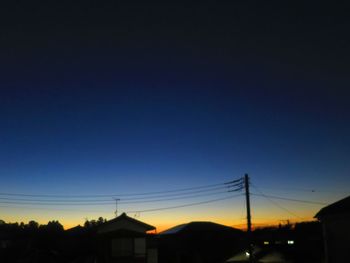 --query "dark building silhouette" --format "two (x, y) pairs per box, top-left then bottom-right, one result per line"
(97, 213), (158, 263)
(315, 195), (350, 263)
(159, 221), (243, 263)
